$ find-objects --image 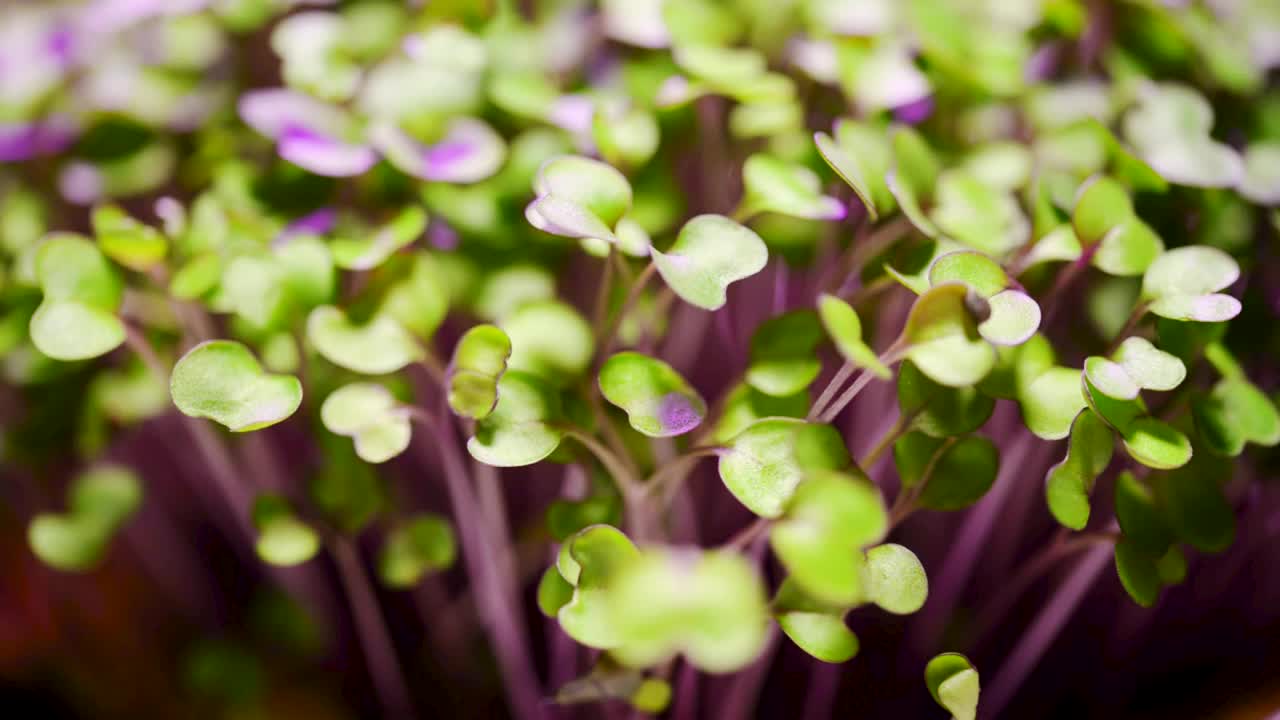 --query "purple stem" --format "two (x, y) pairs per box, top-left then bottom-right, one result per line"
(332, 538), (415, 718)
(983, 544), (1111, 718)
(427, 416), (544, 720)
(907, 425), (1036, 656)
